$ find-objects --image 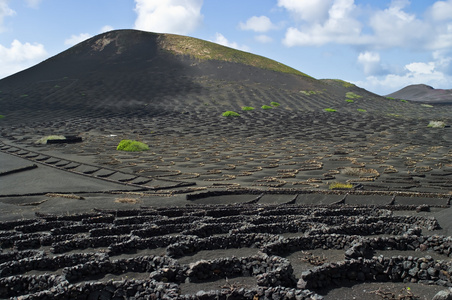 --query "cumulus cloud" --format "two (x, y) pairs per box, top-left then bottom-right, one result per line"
(277, 0), (333, 23)
(279, 0), (452, 51)
(100, 25), (114, 33)
(357, 51), (383, 76)
(64, 26), (115, 47)
(212, 33), (250, 52)
(368, 1), (430, 49)
(25, 0), (42, 8)
(282, 0), (363, 47)
(239, 16), (277, 32)
(134, 0), (203, 35)
(355, 53), (452, 95)
(64, 33), (92, 46)
(428, 0), (452, 21)
(0, 39), (47, 78)
(255, 34), (273, 43)
(0, 0), (15, 30)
